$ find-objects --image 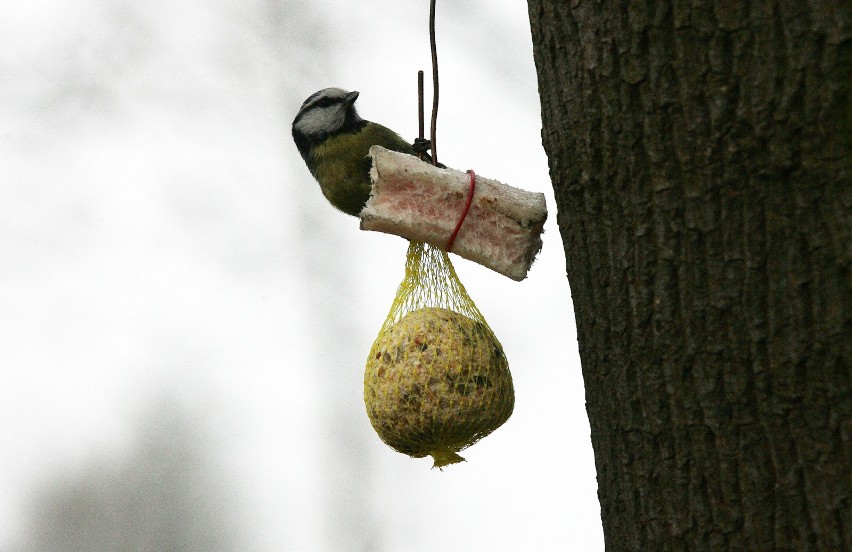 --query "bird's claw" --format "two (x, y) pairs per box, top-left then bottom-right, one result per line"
(412, 138), (432, 154)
